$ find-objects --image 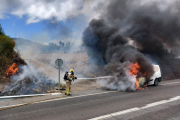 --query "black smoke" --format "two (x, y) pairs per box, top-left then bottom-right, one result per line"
(83, 0), (180, 90)
(83, 18), (154, 91)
